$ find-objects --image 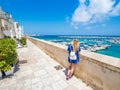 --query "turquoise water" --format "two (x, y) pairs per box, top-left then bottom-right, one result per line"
(96, 44), (120, 58)
(32, 35), (120, 58)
